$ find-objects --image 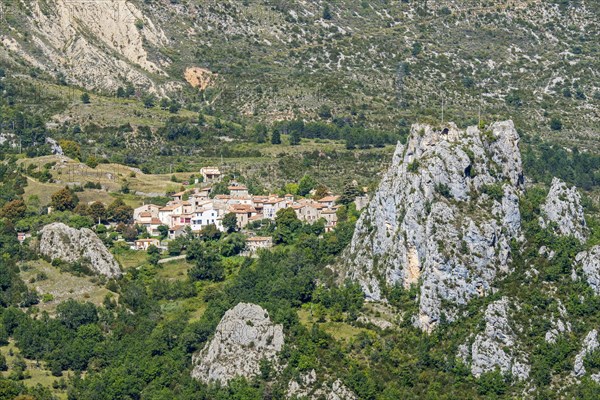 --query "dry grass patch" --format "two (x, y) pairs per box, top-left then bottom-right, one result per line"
(19, 260), (112, 314)
(0, 340), (71, 400)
